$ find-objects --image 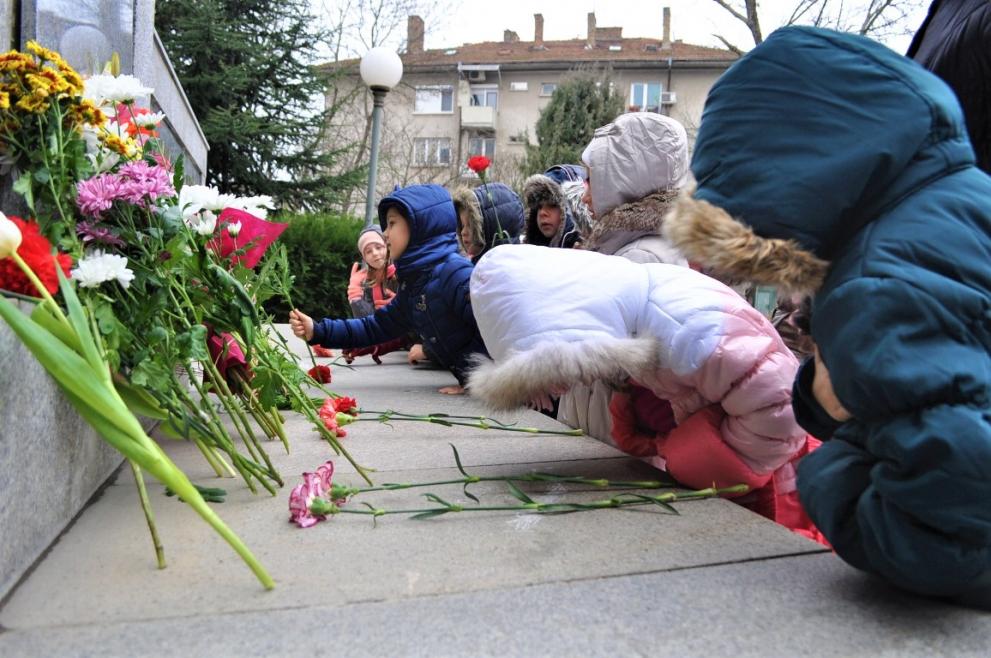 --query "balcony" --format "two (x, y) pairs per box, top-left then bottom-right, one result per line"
(460, 105), (496, 129)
